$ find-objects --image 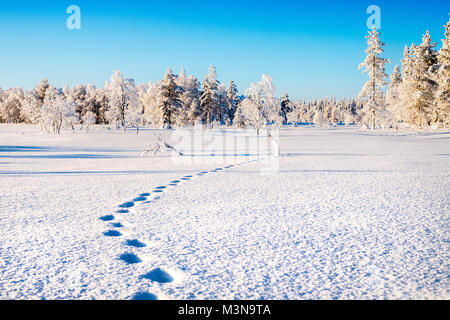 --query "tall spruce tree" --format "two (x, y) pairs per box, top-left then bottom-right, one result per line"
(358, 27), (390, 130)
(200, 65), (219, 126)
